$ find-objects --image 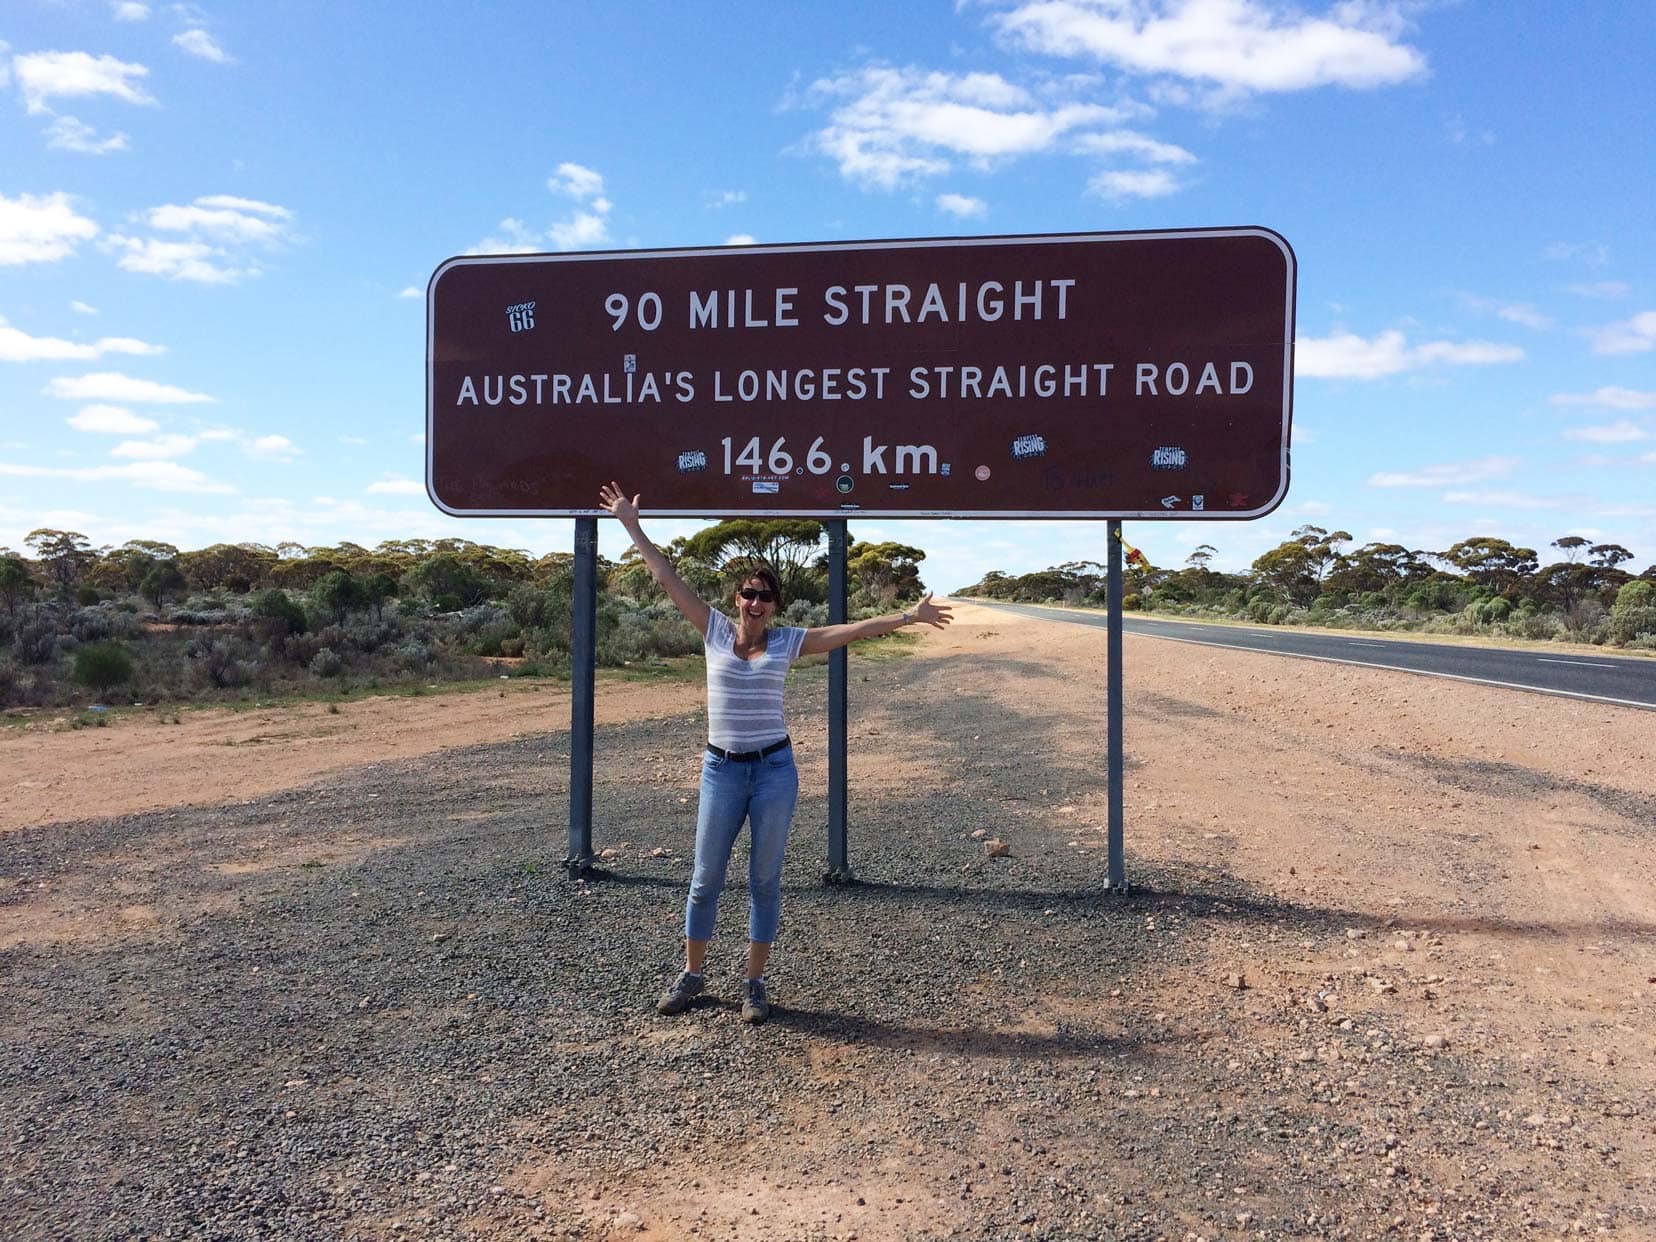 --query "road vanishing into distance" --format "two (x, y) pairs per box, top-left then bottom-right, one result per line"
(972, 601), (1656, 712)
